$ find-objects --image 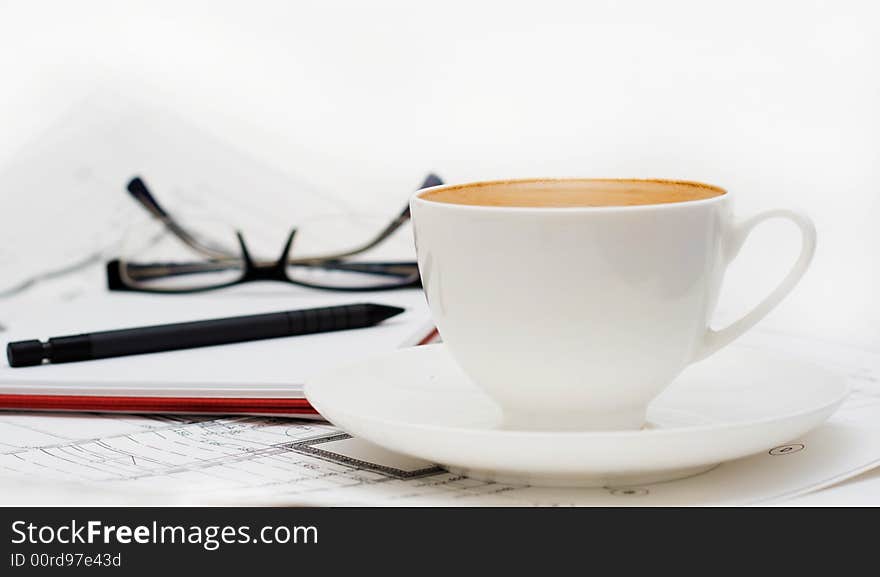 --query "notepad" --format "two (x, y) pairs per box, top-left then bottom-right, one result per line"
(0, 290), (436, 417)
